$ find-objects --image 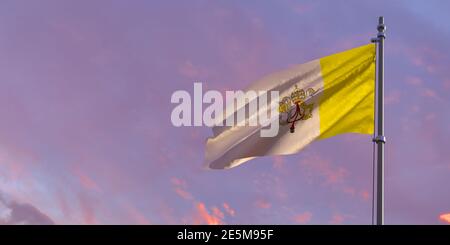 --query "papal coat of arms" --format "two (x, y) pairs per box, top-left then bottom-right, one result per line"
(279, 85), (316, 133)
